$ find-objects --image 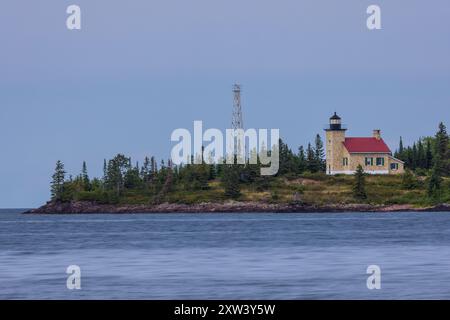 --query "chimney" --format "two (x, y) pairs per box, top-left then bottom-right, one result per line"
(373, 129), (381, 140)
